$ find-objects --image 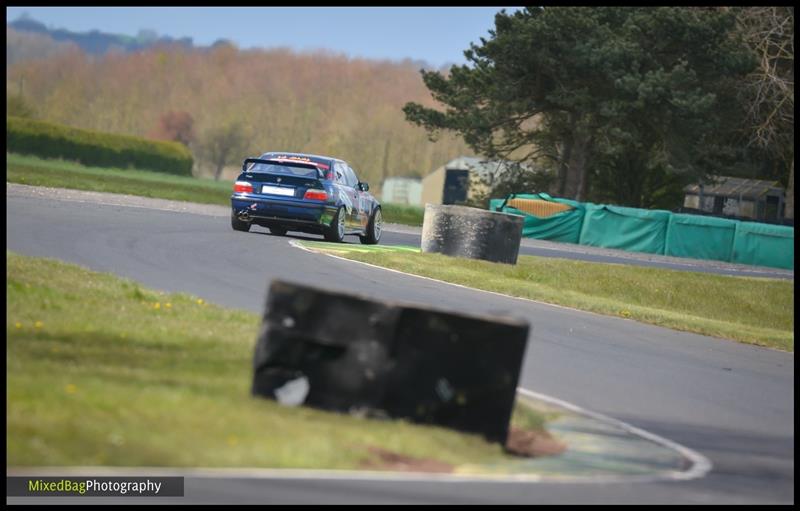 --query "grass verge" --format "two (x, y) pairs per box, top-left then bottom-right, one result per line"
(379, 202), (425, 226)
(7, 152), (232, 205)
(7, 251), (545, 469)
(300, 242), (794, 352)
(6, 153), (424, 226)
